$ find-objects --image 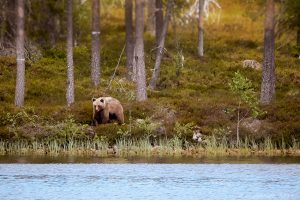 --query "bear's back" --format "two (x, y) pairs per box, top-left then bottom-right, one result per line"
(104, 97), (120, 104)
